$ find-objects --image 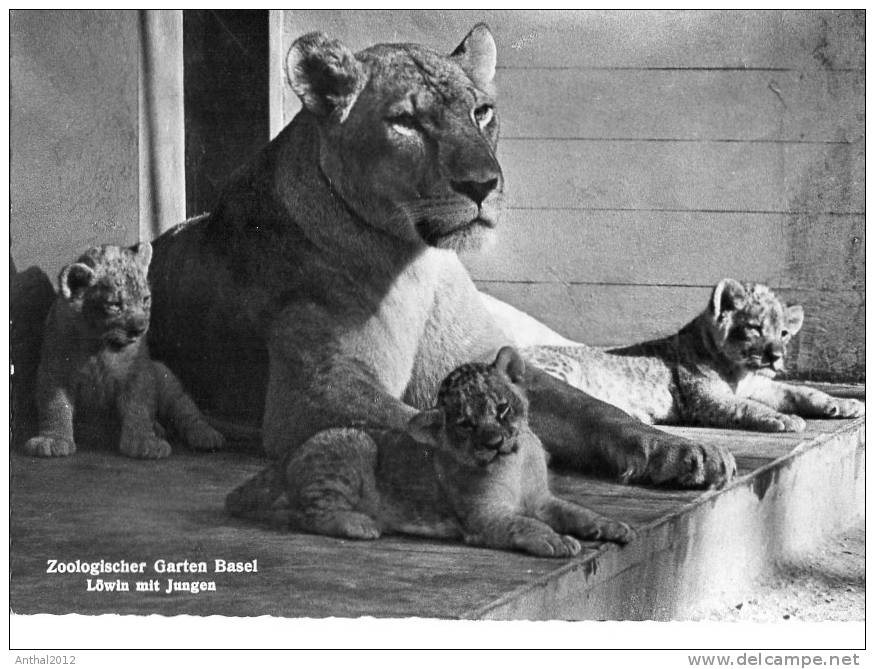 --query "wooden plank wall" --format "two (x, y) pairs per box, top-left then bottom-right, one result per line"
(11, 10), (141, 280)
(279, 10), (865, 381)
